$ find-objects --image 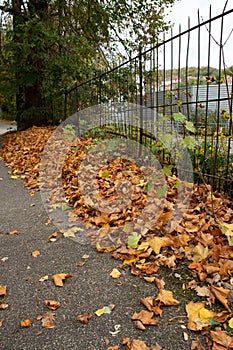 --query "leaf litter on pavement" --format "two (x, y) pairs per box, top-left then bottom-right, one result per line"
(0, 126), (233, 349)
